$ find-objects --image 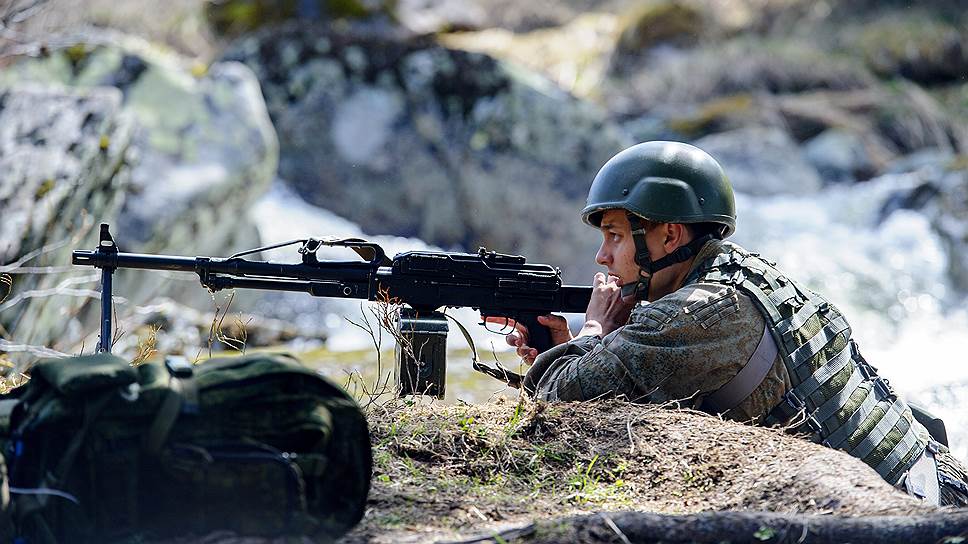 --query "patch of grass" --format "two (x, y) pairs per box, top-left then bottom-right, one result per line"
(0, 355), (29, 395)
(131, 324), (161, 366)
